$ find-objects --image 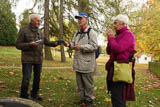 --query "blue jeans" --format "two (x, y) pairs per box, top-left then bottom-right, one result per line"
(20, 63), (42, 98)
